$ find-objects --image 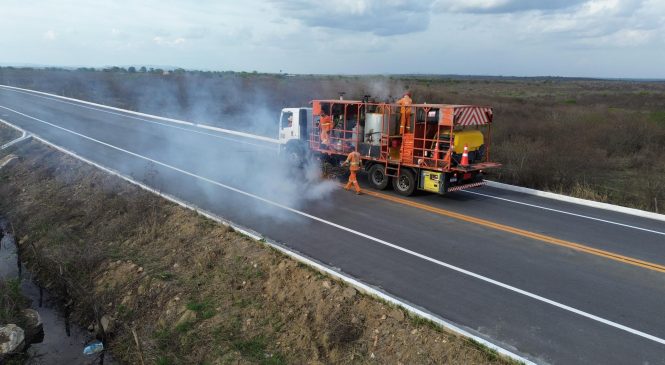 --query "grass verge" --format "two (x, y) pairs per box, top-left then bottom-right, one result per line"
(0, 141), (518, 364)
(0, 123), (21, 146)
